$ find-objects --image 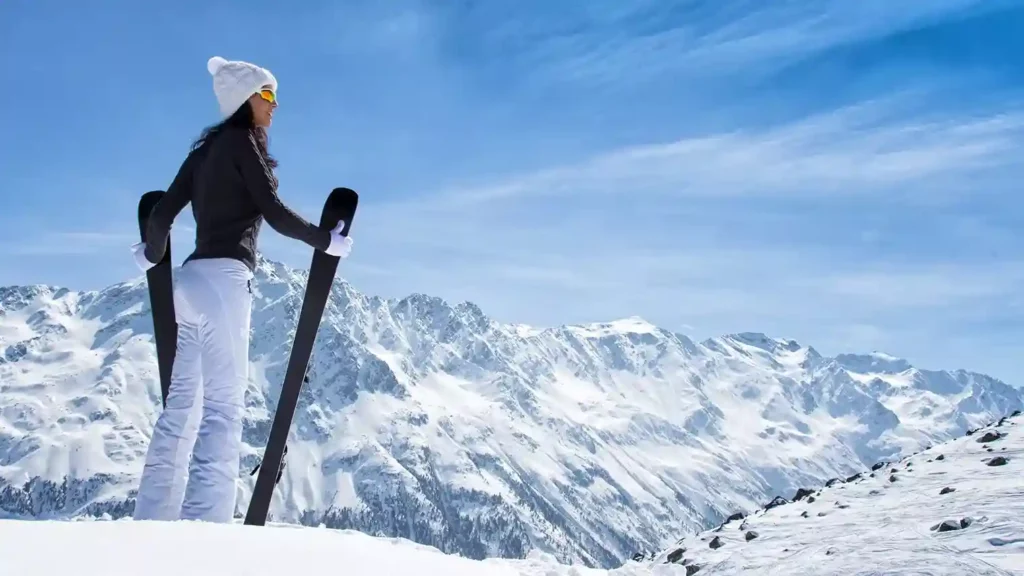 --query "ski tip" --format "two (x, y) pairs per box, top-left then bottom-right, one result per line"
(329, 187), (358, 203)
(321, 187), (359, 231)
(138, 190), (166, 237)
